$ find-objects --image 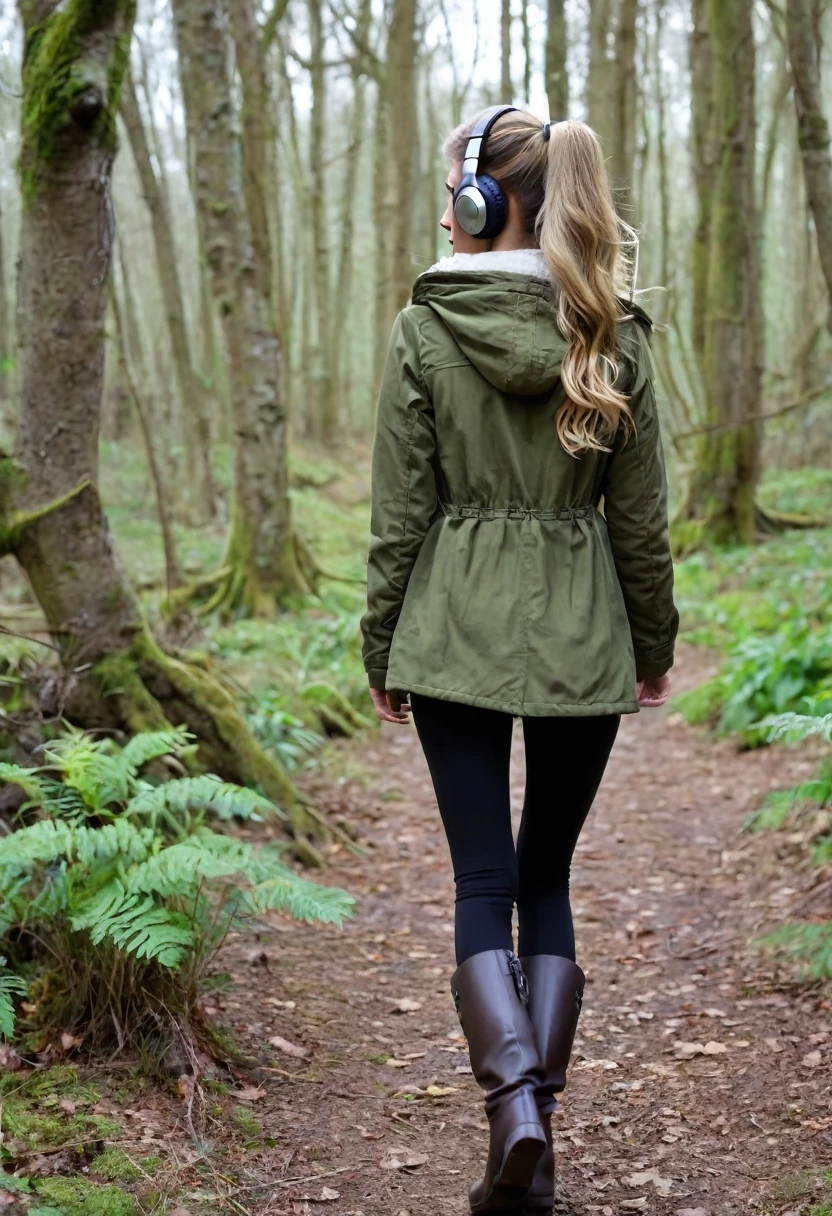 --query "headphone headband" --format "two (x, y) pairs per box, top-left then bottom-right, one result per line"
(460, 104), (519, 179)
